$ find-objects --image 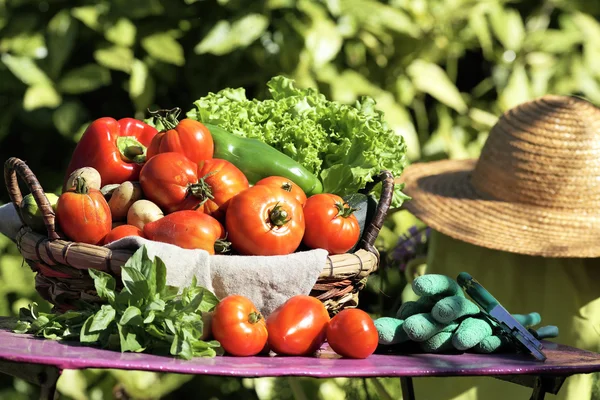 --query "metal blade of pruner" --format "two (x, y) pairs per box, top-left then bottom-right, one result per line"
(457, 272), (547, 362)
